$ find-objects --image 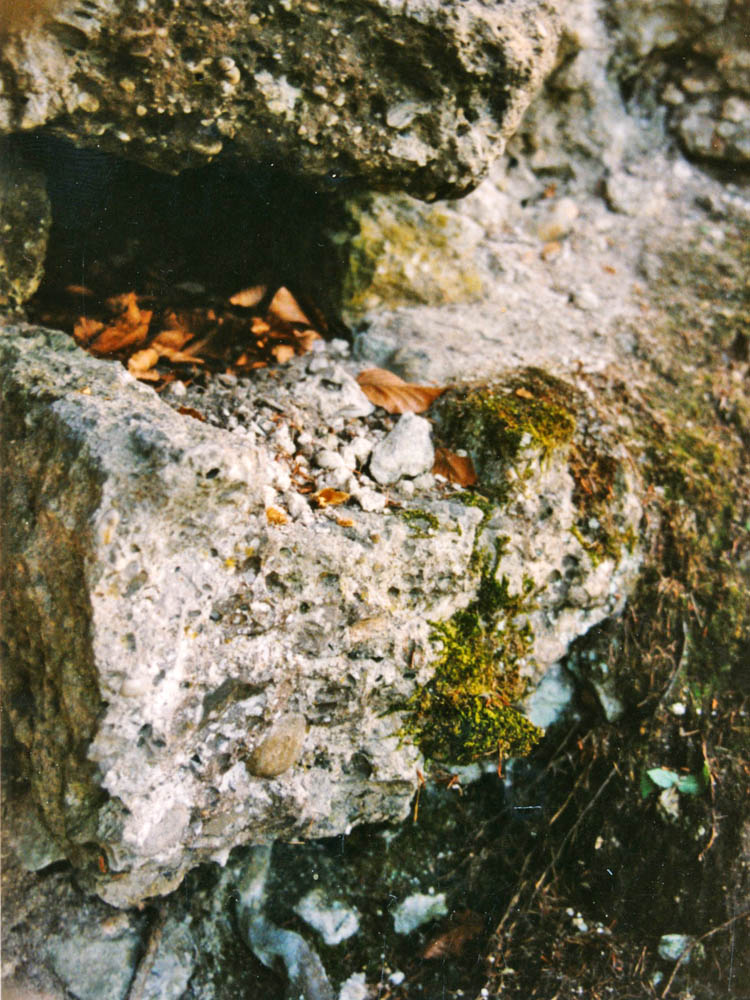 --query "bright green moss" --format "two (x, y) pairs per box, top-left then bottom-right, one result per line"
(397, 507), (442, 536)
(404, 556), (543, 766)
